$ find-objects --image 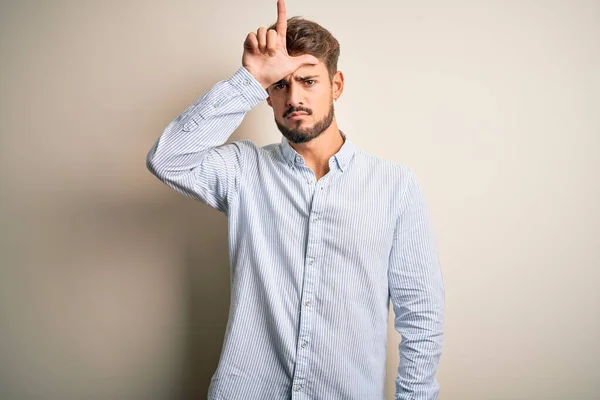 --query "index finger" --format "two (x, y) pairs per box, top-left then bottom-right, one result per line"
(276, 0), (287, 37)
